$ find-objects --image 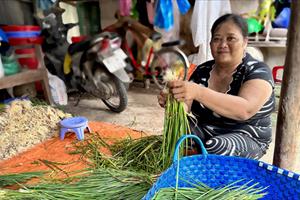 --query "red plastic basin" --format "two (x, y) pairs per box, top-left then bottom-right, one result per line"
(15, 48), (36, 55)
(8, 37), (43, 46)
(18, 57), (39, 69)
(1, 25), (41, 32)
